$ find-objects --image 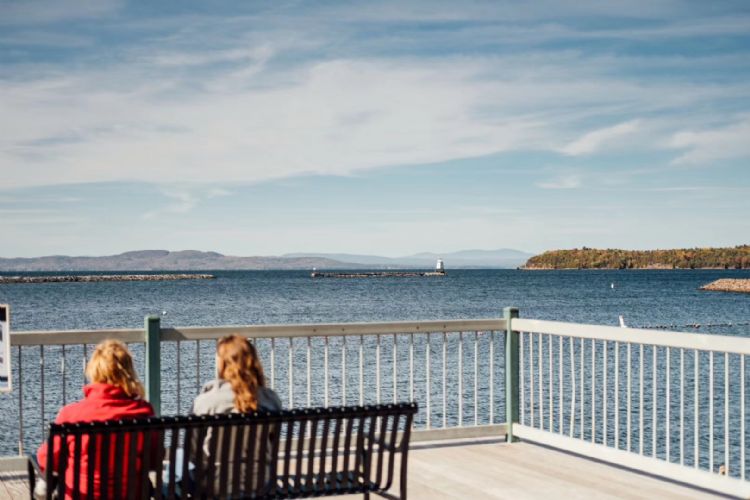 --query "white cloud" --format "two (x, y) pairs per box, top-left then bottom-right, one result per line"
(668, 118), (750, 165)
(537, 174), (581, 189)
(559, 120), (641, 156)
